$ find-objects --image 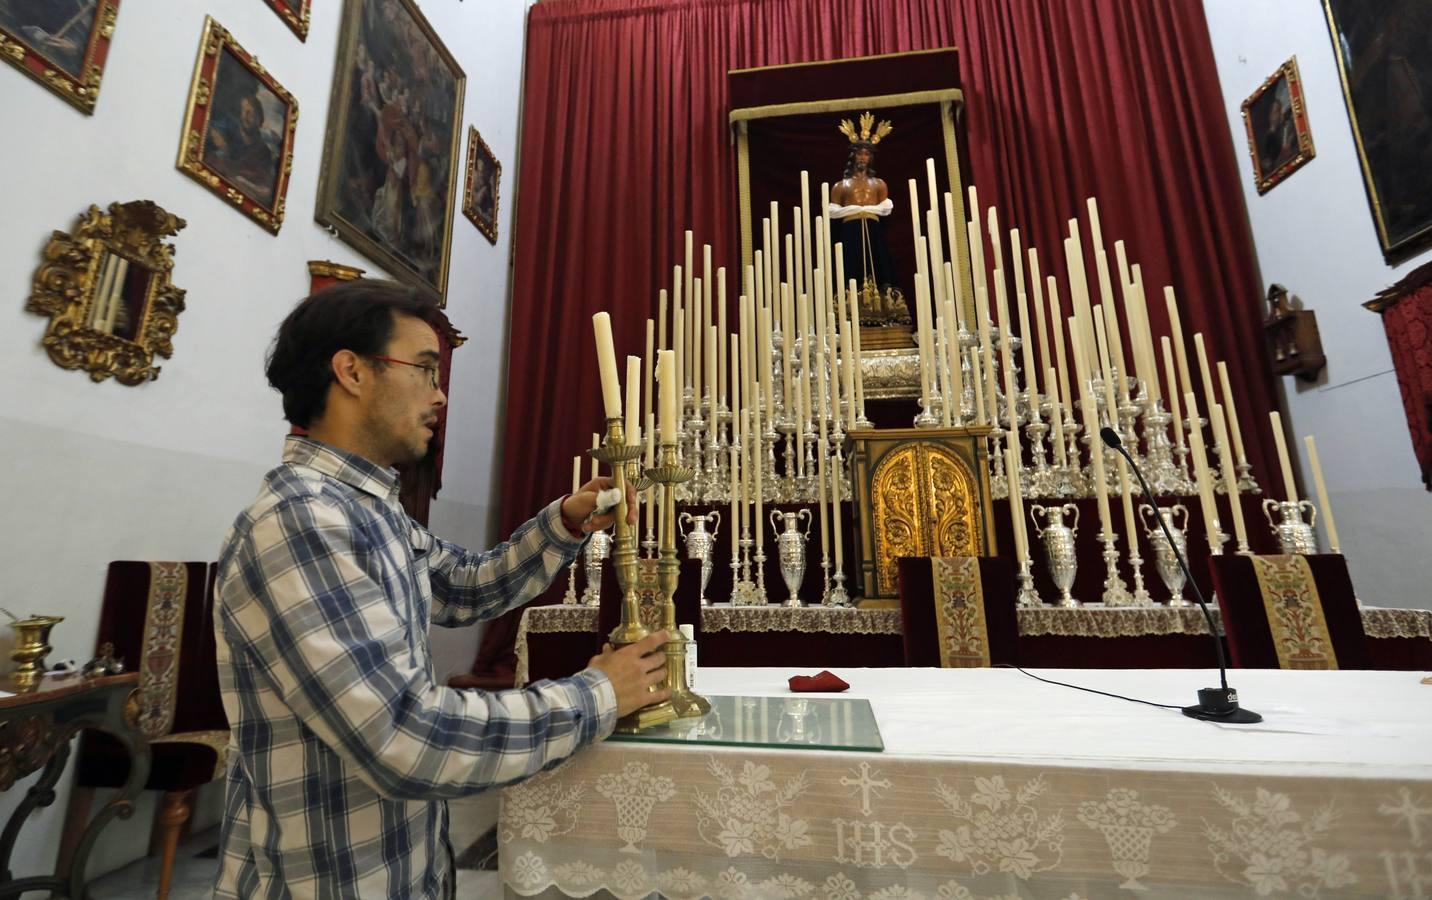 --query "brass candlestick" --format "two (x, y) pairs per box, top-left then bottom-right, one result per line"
(592, 418), (650, 648)
(649, 442), (708, 721)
